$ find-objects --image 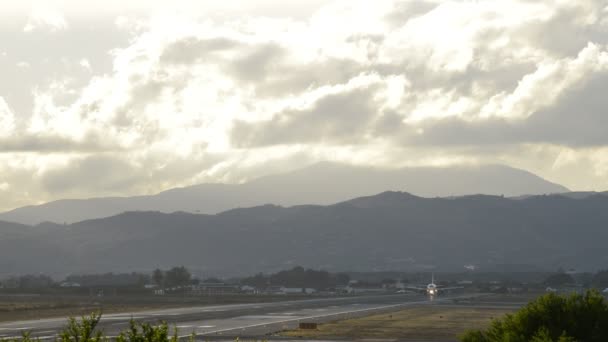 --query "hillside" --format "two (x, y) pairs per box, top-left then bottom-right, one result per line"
(0, 163), (568, 225)
(1, 191), (607, 276)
